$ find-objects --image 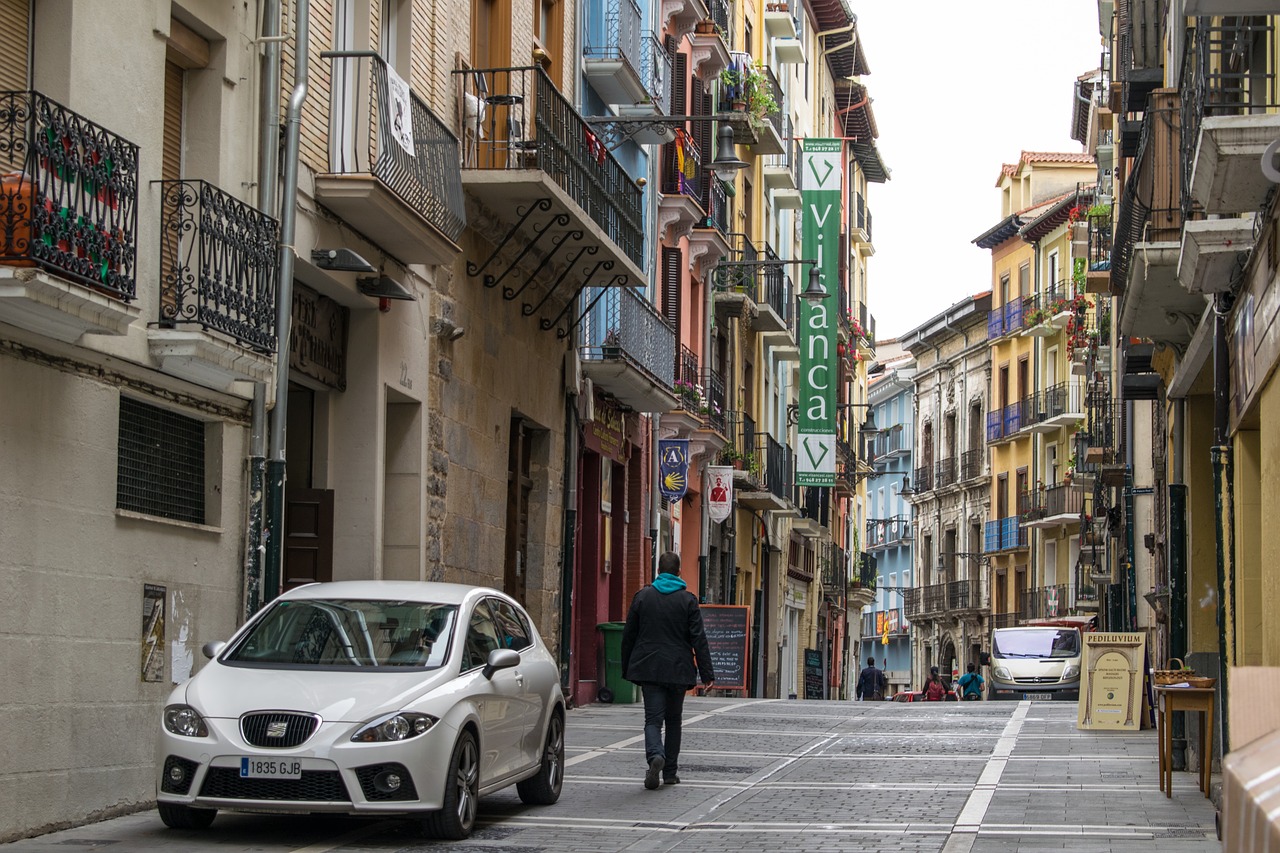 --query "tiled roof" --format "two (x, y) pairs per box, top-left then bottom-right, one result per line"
(995, 151), (1096, 185)
(1019, 186), (1095, 242)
